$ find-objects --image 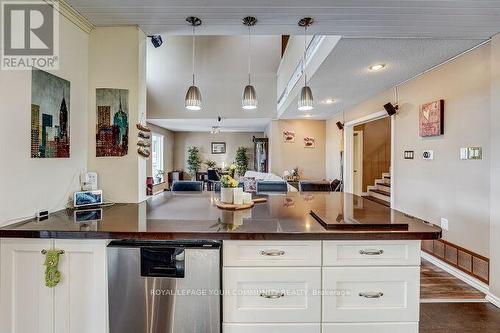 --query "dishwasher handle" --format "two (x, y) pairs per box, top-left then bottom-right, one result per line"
(140, 247), (185, 278)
